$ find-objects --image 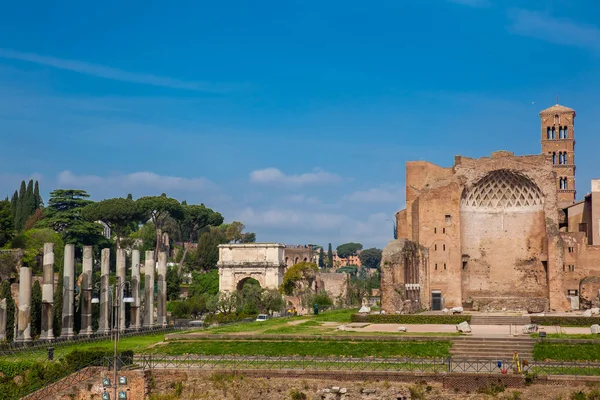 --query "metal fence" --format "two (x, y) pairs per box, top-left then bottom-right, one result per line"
(136, 354), (600, 377)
